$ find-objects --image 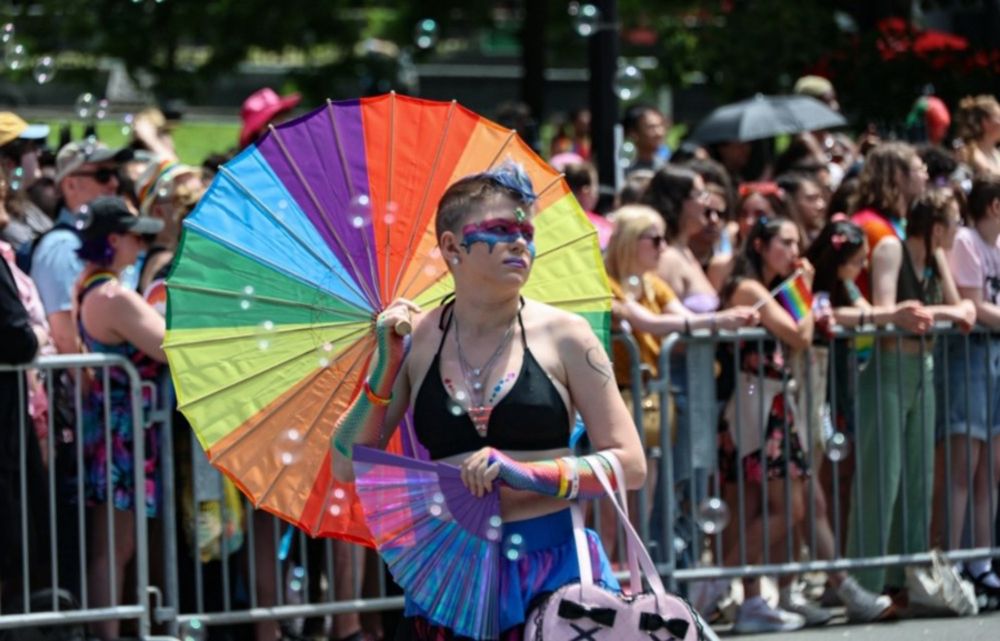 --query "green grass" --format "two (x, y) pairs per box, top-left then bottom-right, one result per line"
(41, 120), (241, 166)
